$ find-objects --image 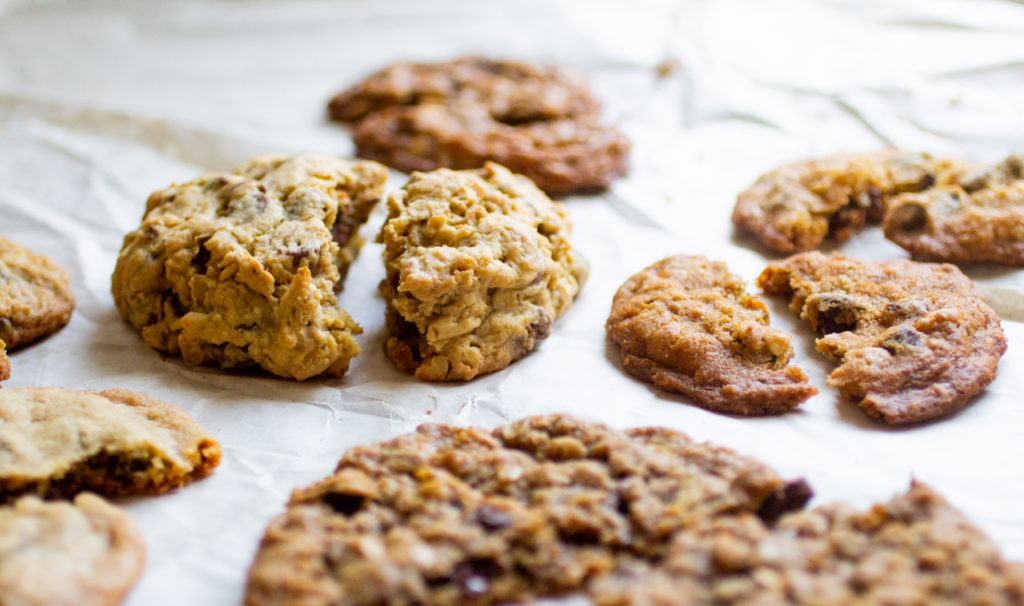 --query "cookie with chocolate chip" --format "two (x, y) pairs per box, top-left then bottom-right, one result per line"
(606, 255), (816, 415)
(0, 236), (75, 349)
(758, 252), (1006, 424)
